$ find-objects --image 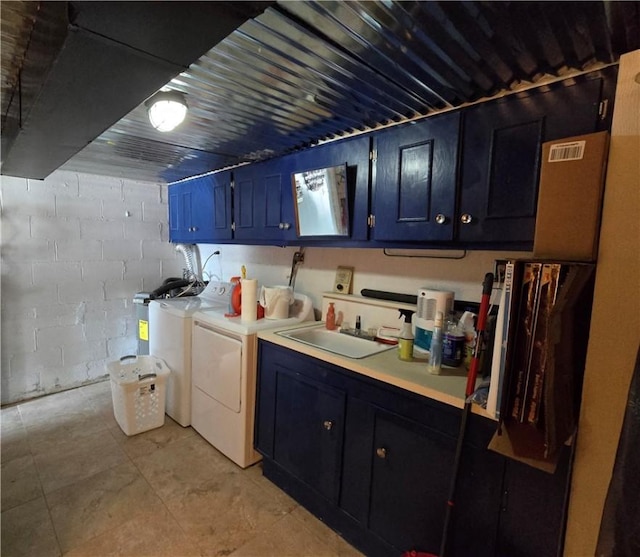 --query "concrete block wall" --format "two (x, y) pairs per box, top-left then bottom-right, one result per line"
(0, 170), (183, 405)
